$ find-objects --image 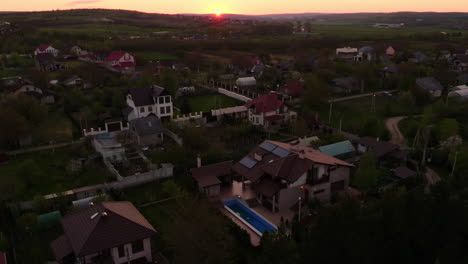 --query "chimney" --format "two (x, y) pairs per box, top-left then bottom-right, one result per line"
(101, 212), (108, 217)
(197, 155), (202, 168)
